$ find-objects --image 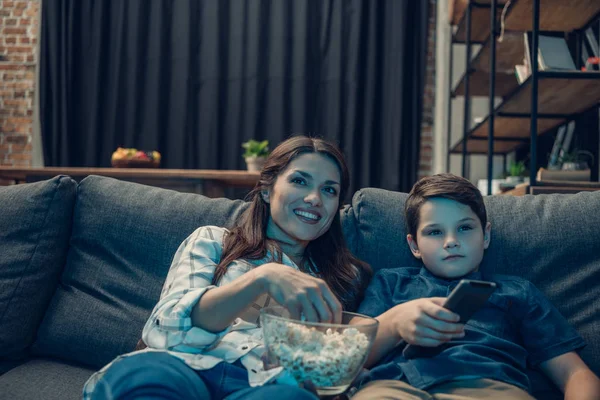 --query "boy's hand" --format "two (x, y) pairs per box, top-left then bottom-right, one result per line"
(393, 297), (465, 347)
